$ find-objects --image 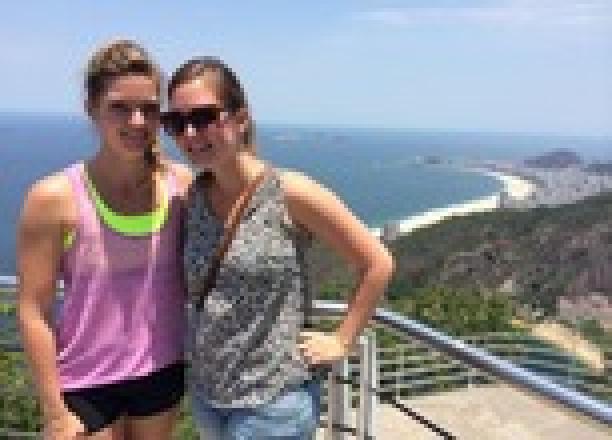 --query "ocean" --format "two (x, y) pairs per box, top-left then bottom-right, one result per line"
(1, 113), (610, 275)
